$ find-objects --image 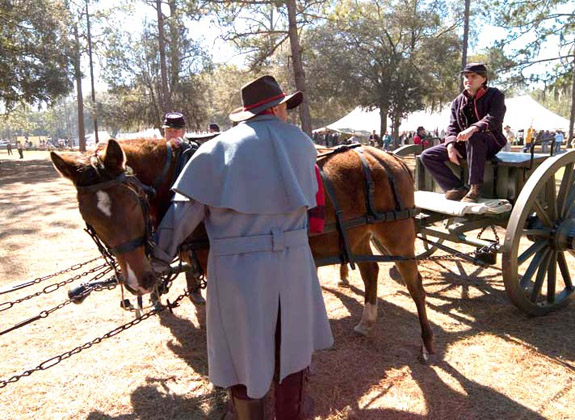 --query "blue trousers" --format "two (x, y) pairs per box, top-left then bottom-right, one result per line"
(420, 132), (504, 191)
